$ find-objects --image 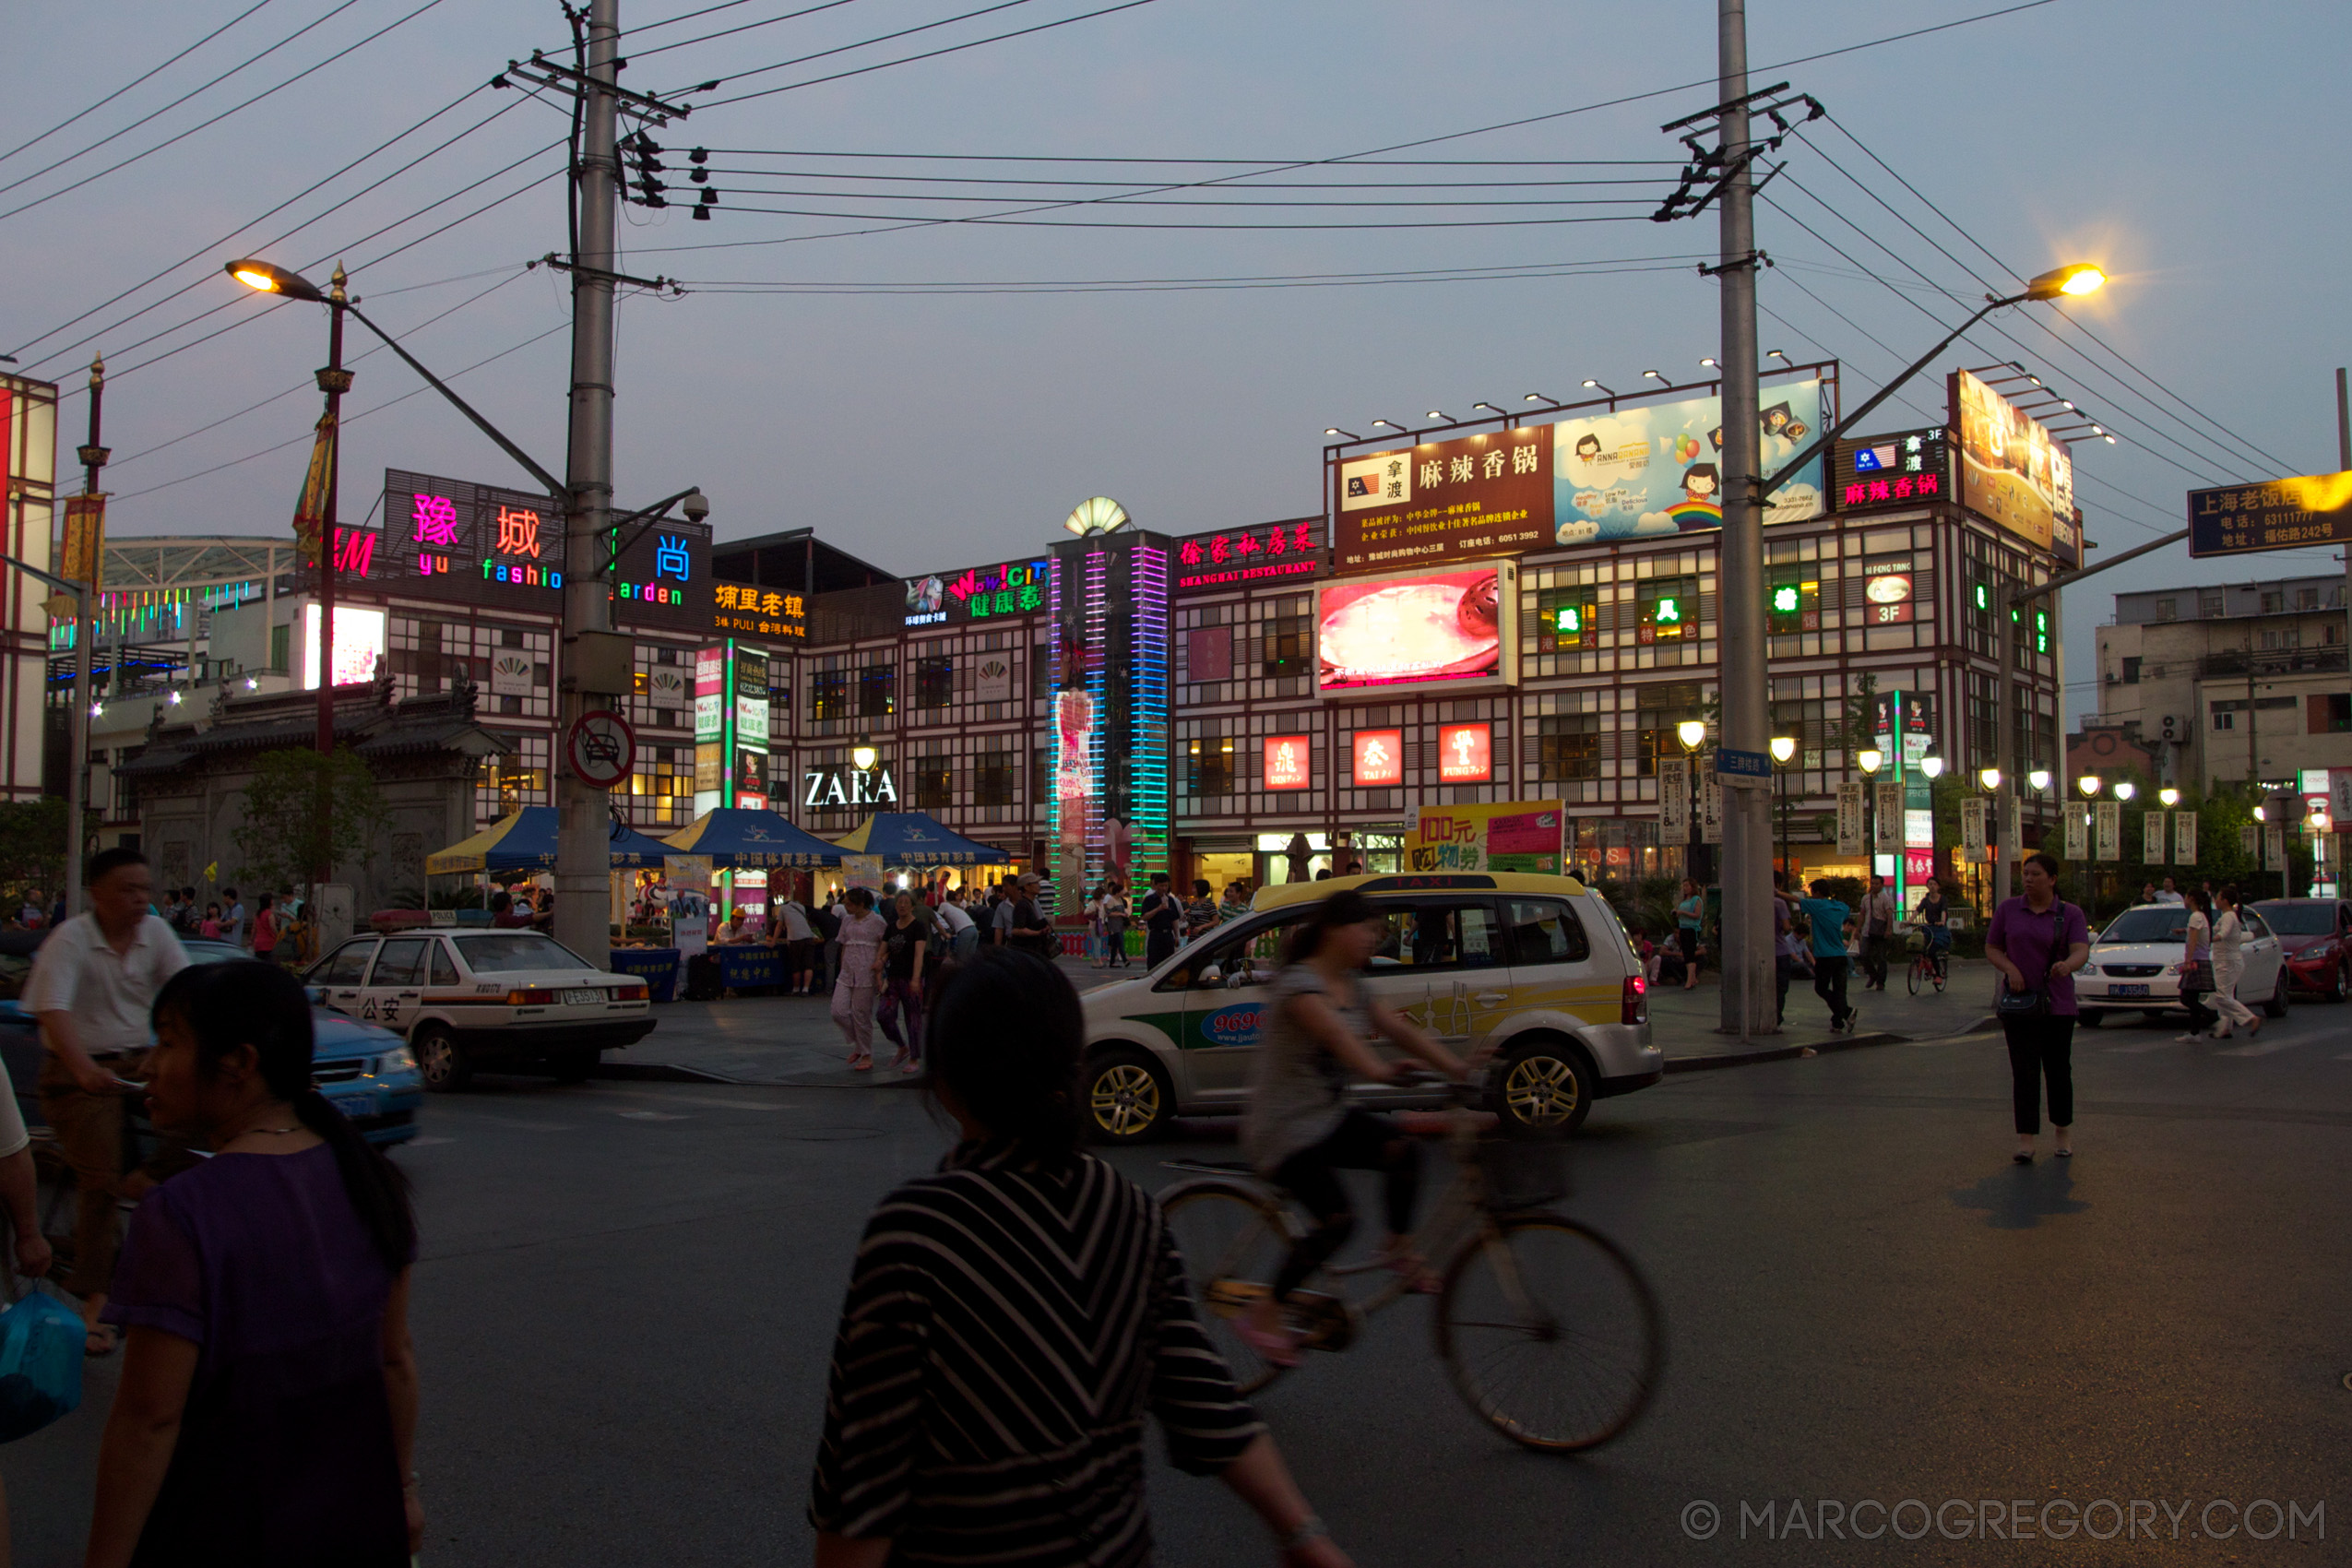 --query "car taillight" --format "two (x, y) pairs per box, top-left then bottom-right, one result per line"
(1621, 973), (1648, 1026)
(506, 988), (559, 1005)
(614, 983), (647, 1001)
